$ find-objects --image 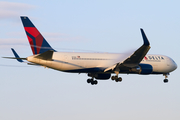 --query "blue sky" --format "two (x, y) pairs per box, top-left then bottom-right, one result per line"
(0, 0), (180, 120)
